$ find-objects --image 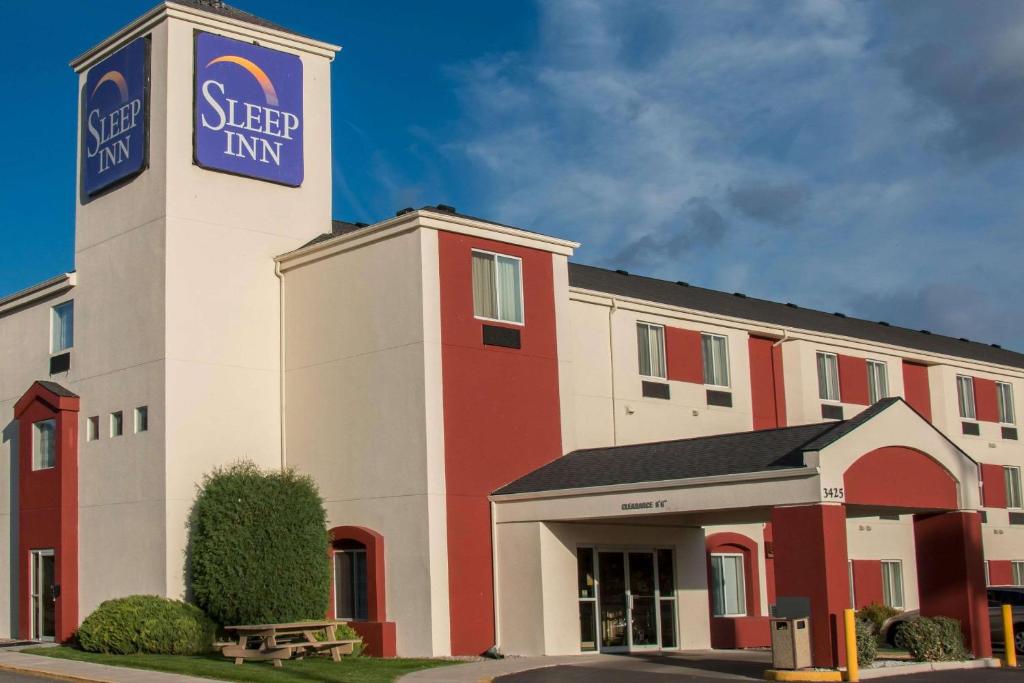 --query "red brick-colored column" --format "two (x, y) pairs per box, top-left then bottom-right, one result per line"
(913, 511), (991, 657)
(772, 504), (850, 668)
